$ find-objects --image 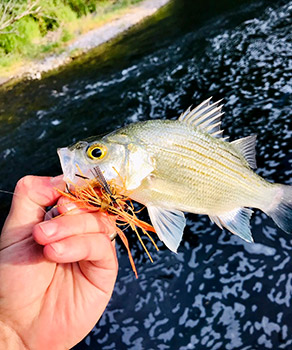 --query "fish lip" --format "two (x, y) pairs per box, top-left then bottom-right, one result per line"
(57, 147), (78, 183)
(57, 147), (97, 186)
